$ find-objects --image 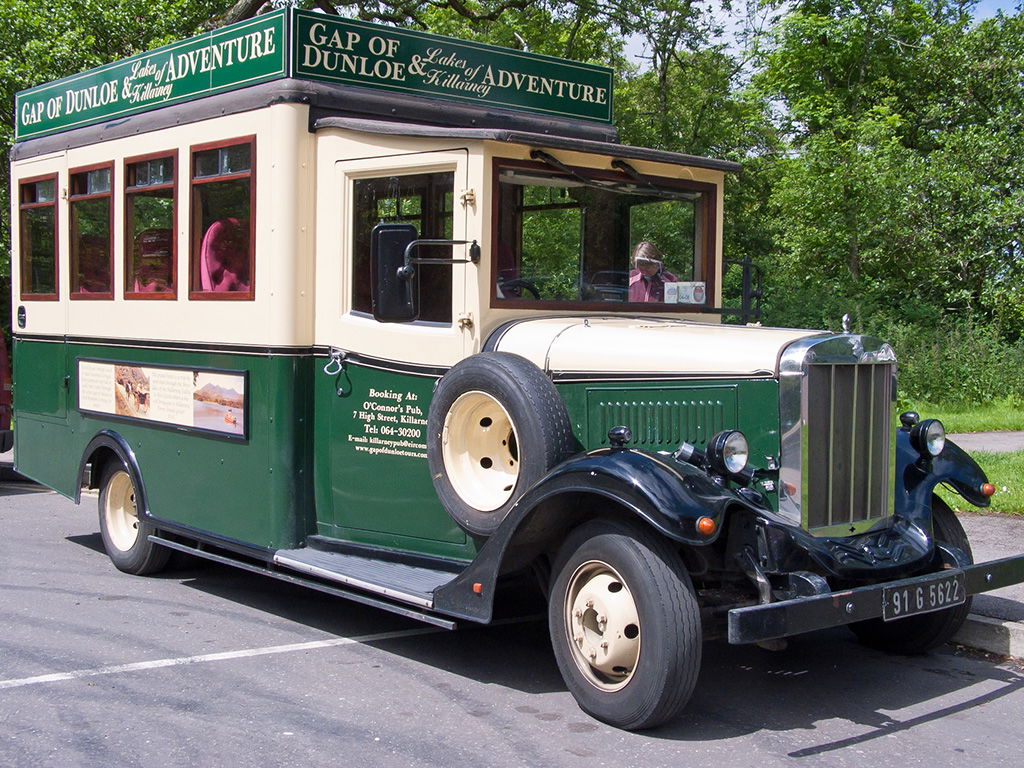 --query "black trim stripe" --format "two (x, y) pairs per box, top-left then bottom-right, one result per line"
(550, 371), (775, 383)
(311, 346), (449, 379)
(15, 333), (314, 358)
